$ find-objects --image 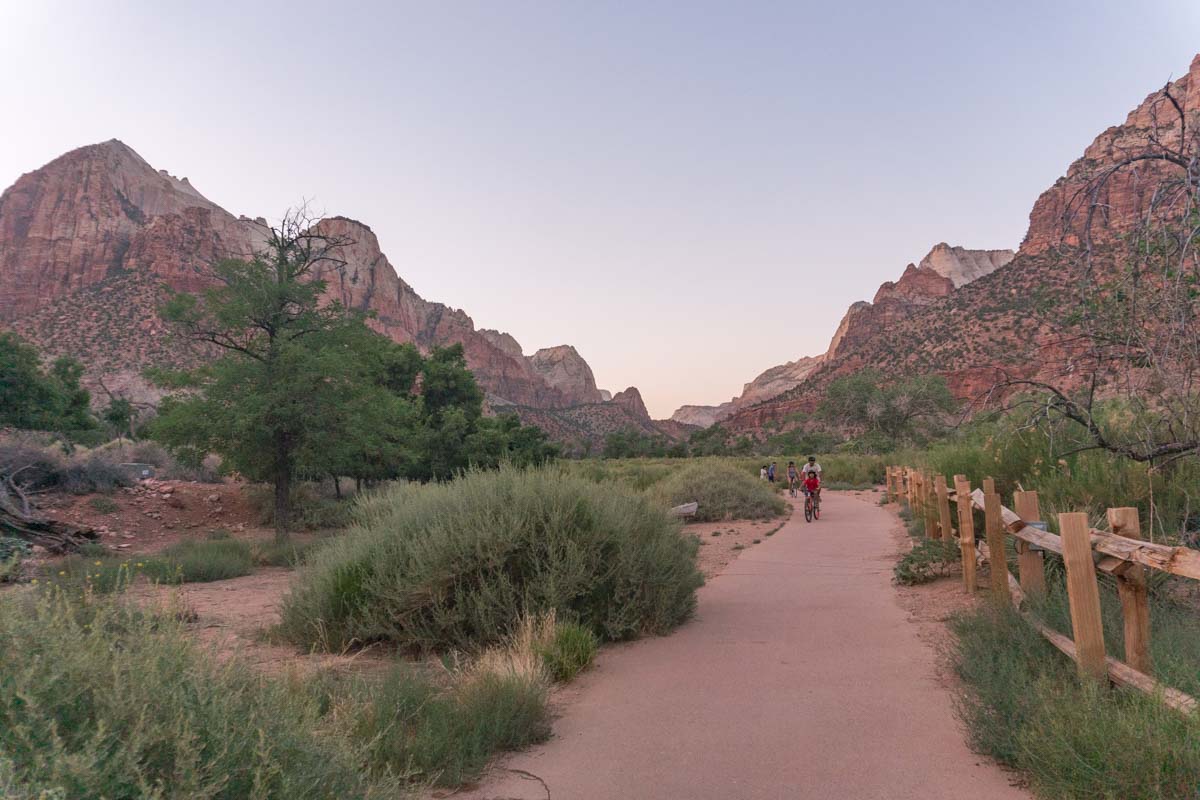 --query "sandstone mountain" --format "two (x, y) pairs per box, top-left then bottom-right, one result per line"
(0, 140), (612, 412)
(671, 355), (824, 428)
(719, 53), (1200, 435)
(530, 345), (606, 404)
